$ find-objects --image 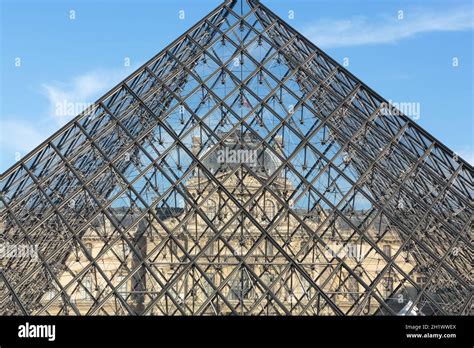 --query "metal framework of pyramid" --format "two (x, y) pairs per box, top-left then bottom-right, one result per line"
(0, 0), (472, 316)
